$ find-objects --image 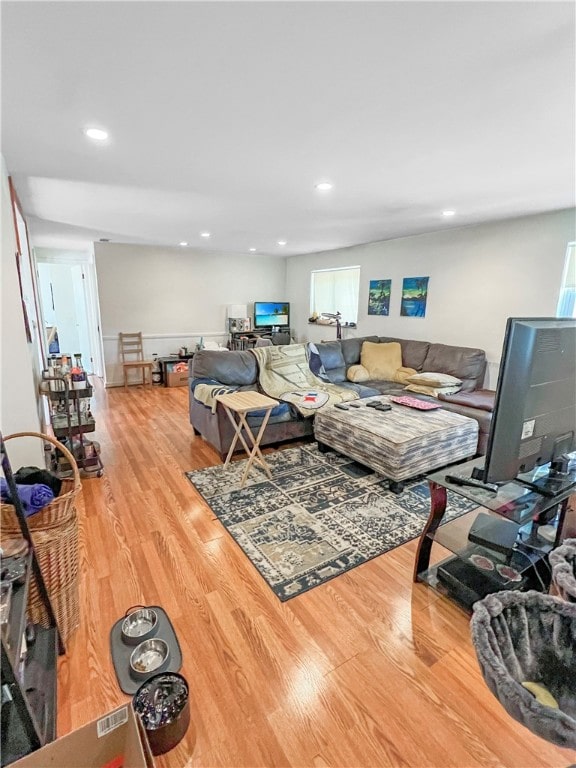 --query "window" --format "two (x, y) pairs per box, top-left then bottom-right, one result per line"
(310, 266), (360, 323)
(557, 243), (576, 318)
